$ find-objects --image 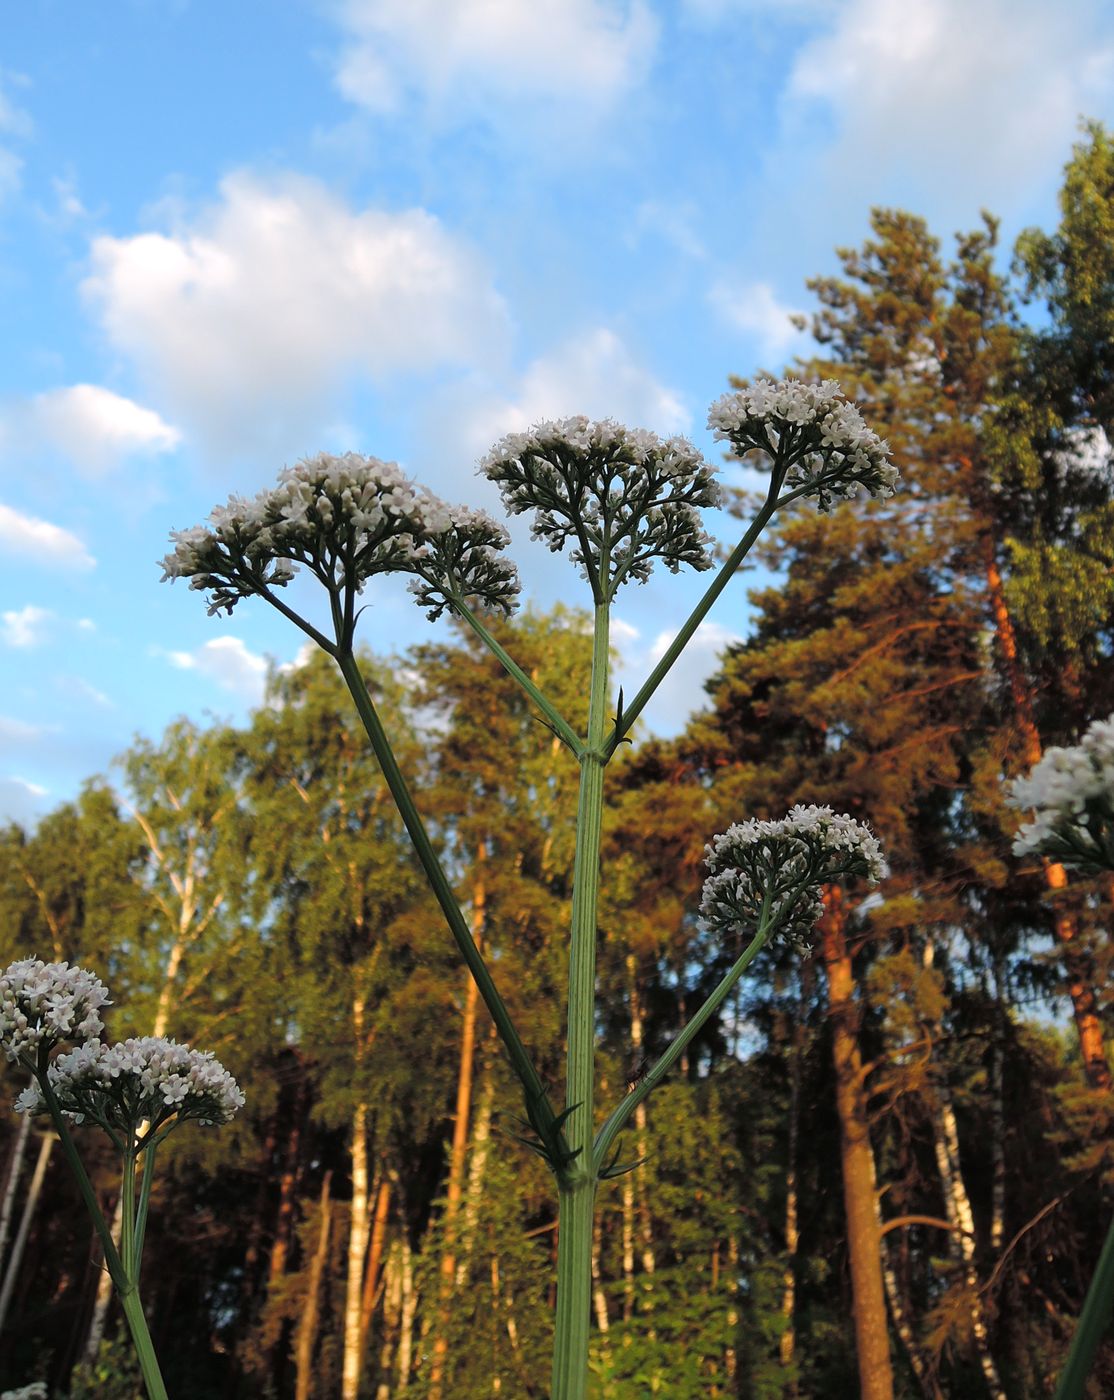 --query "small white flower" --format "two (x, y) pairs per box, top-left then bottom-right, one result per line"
(18, 1036), (245, 1135)
(701, 804), (885, 949)
(1, 1383), (49, 1400)
(0, 960), (110, 1065)
(1005, 714), (1114, 871)
(708, 377), (898, 511)
(480, 418), (721, 600)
